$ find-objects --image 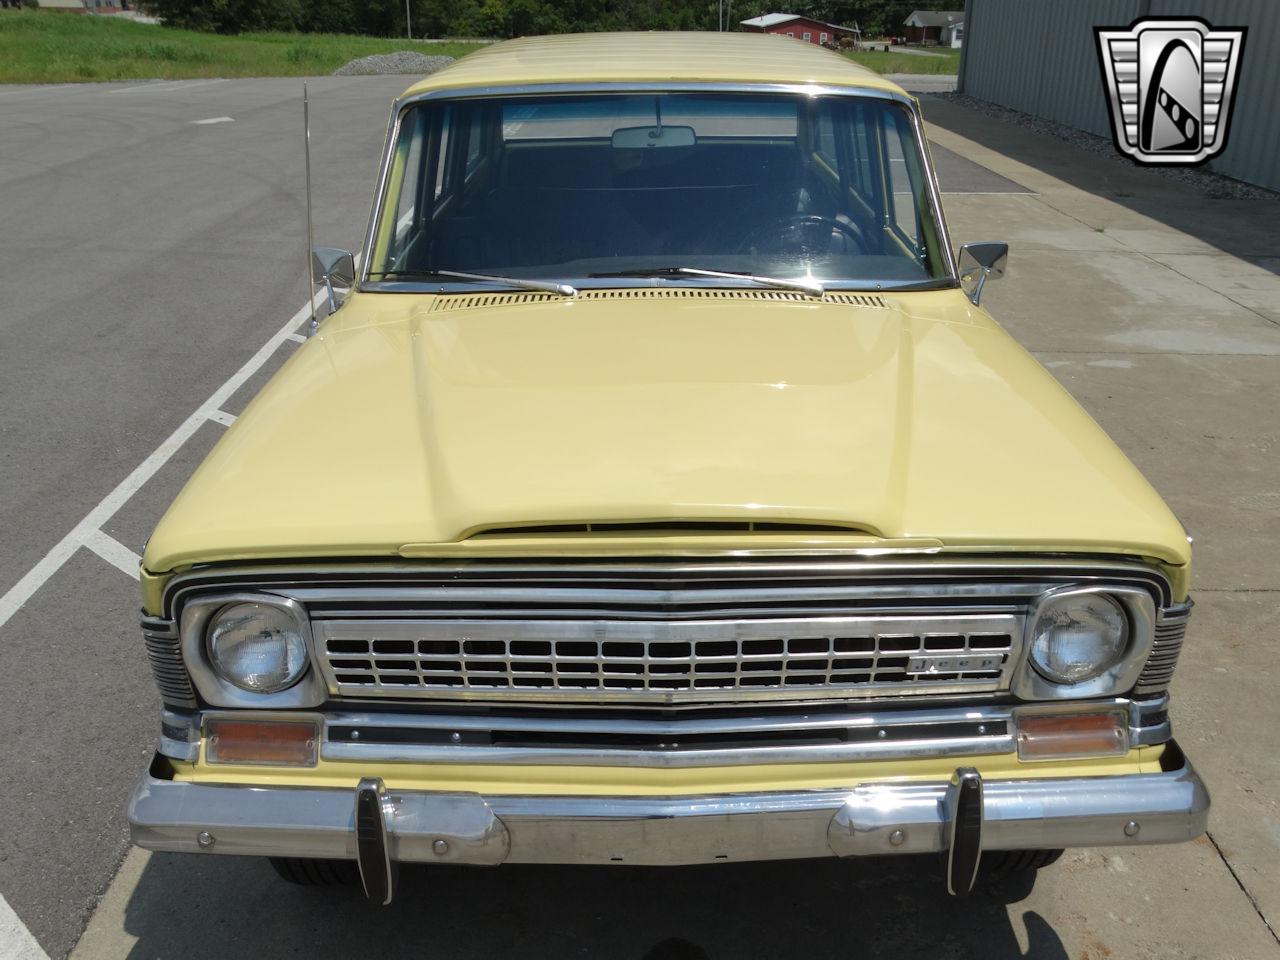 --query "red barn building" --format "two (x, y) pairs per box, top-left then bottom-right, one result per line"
(740, 13), (860, 47)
